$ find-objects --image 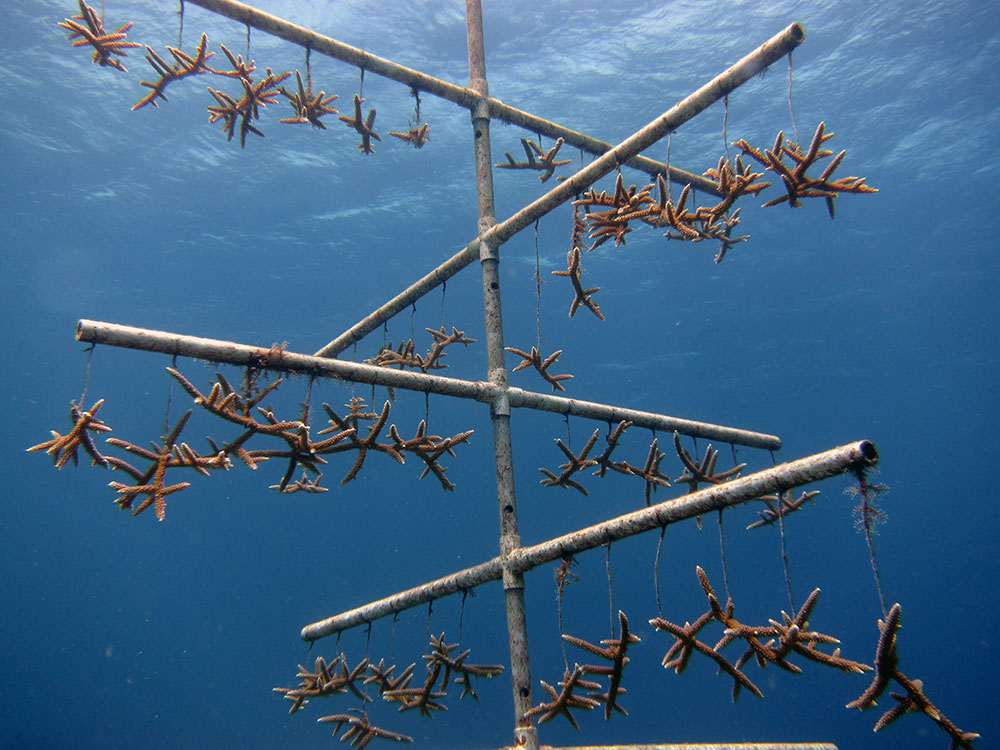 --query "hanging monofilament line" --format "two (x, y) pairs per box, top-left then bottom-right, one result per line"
(653, 524), (667, 618)
(245, 23), (251, 60)
(300, 376), (314, 425)
(555, 556), (577, 673)
(851, 467), (889, 617)
(787, 51), (799, 144)
(305, 46), (312, 92)
(534, 218), (542, 352)
(359, 67), (365, 98)
(718, 445), (740, 599)
(391, 612), (398, 663)
(79, 343), (96, 405)
(425, 600), (433, 646)
(362, 621), (374, 703)
(605, 542), (615, 637)
(458, 589), (468, 647)
(717, 510), (732, 603)
(723, 94), (731, 162)
(557, 576), (567, 671)
(162, 354), (179, 440)
(666, 132), (674, 203)
(776, 488), (796, 612)
(177, 0), (184, 49)
(439, 281), (446, 328)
